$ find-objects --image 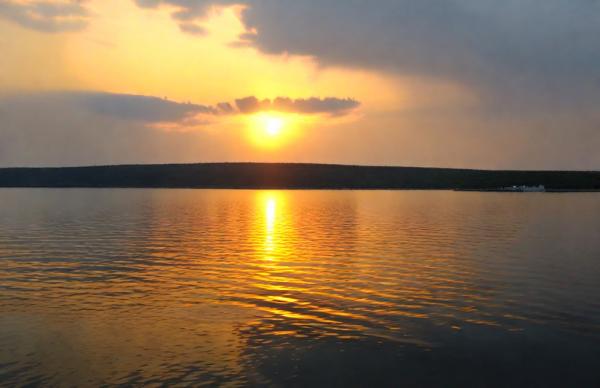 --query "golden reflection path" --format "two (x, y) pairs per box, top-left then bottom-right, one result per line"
(4, 190), (591, 386)
(264, 193), (277, 257)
